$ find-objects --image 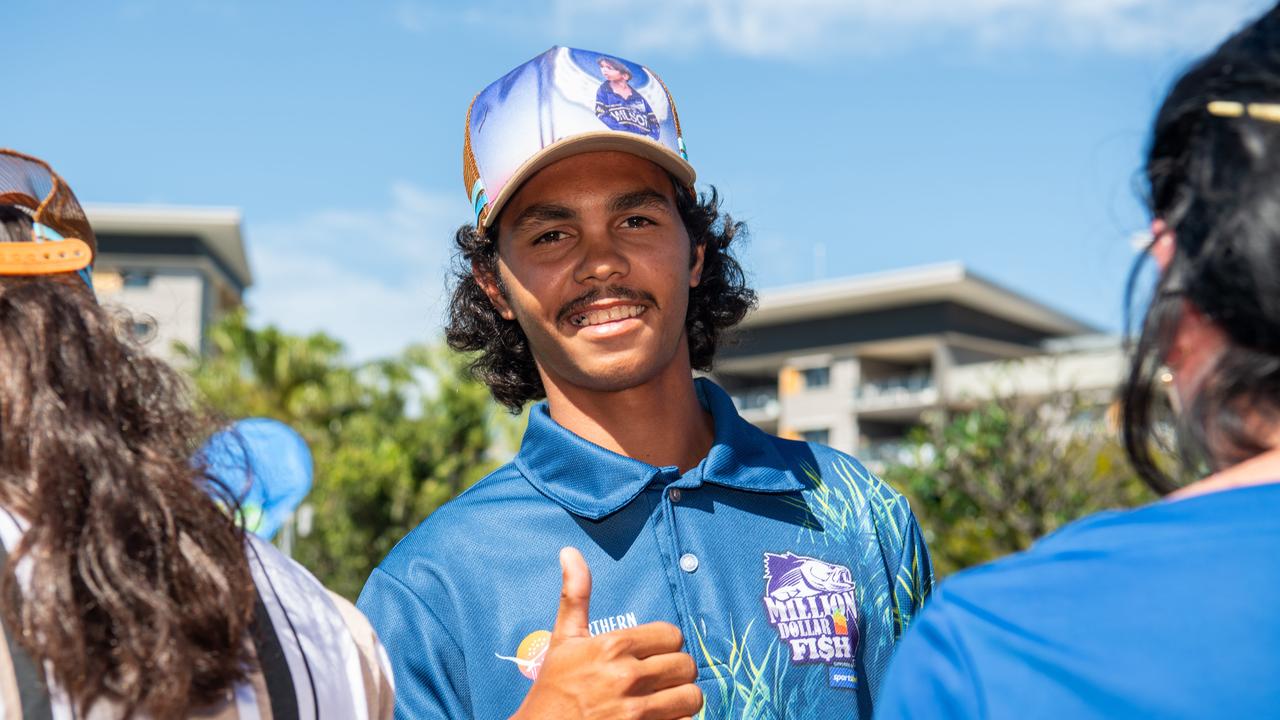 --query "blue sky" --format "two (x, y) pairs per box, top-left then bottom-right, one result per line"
(8, 0), (1274, 359)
